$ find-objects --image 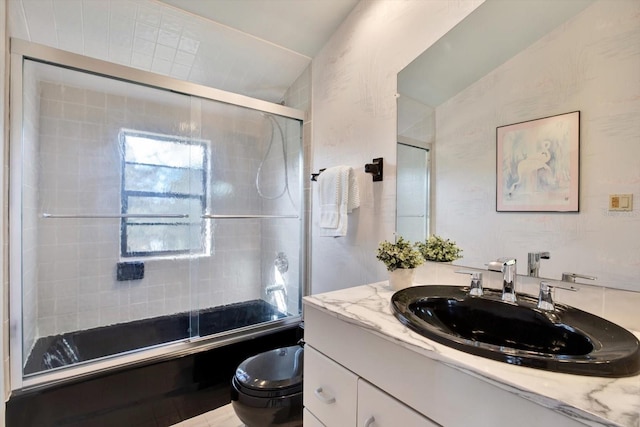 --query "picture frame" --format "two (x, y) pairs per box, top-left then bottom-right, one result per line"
(496, 111), (580, 212)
